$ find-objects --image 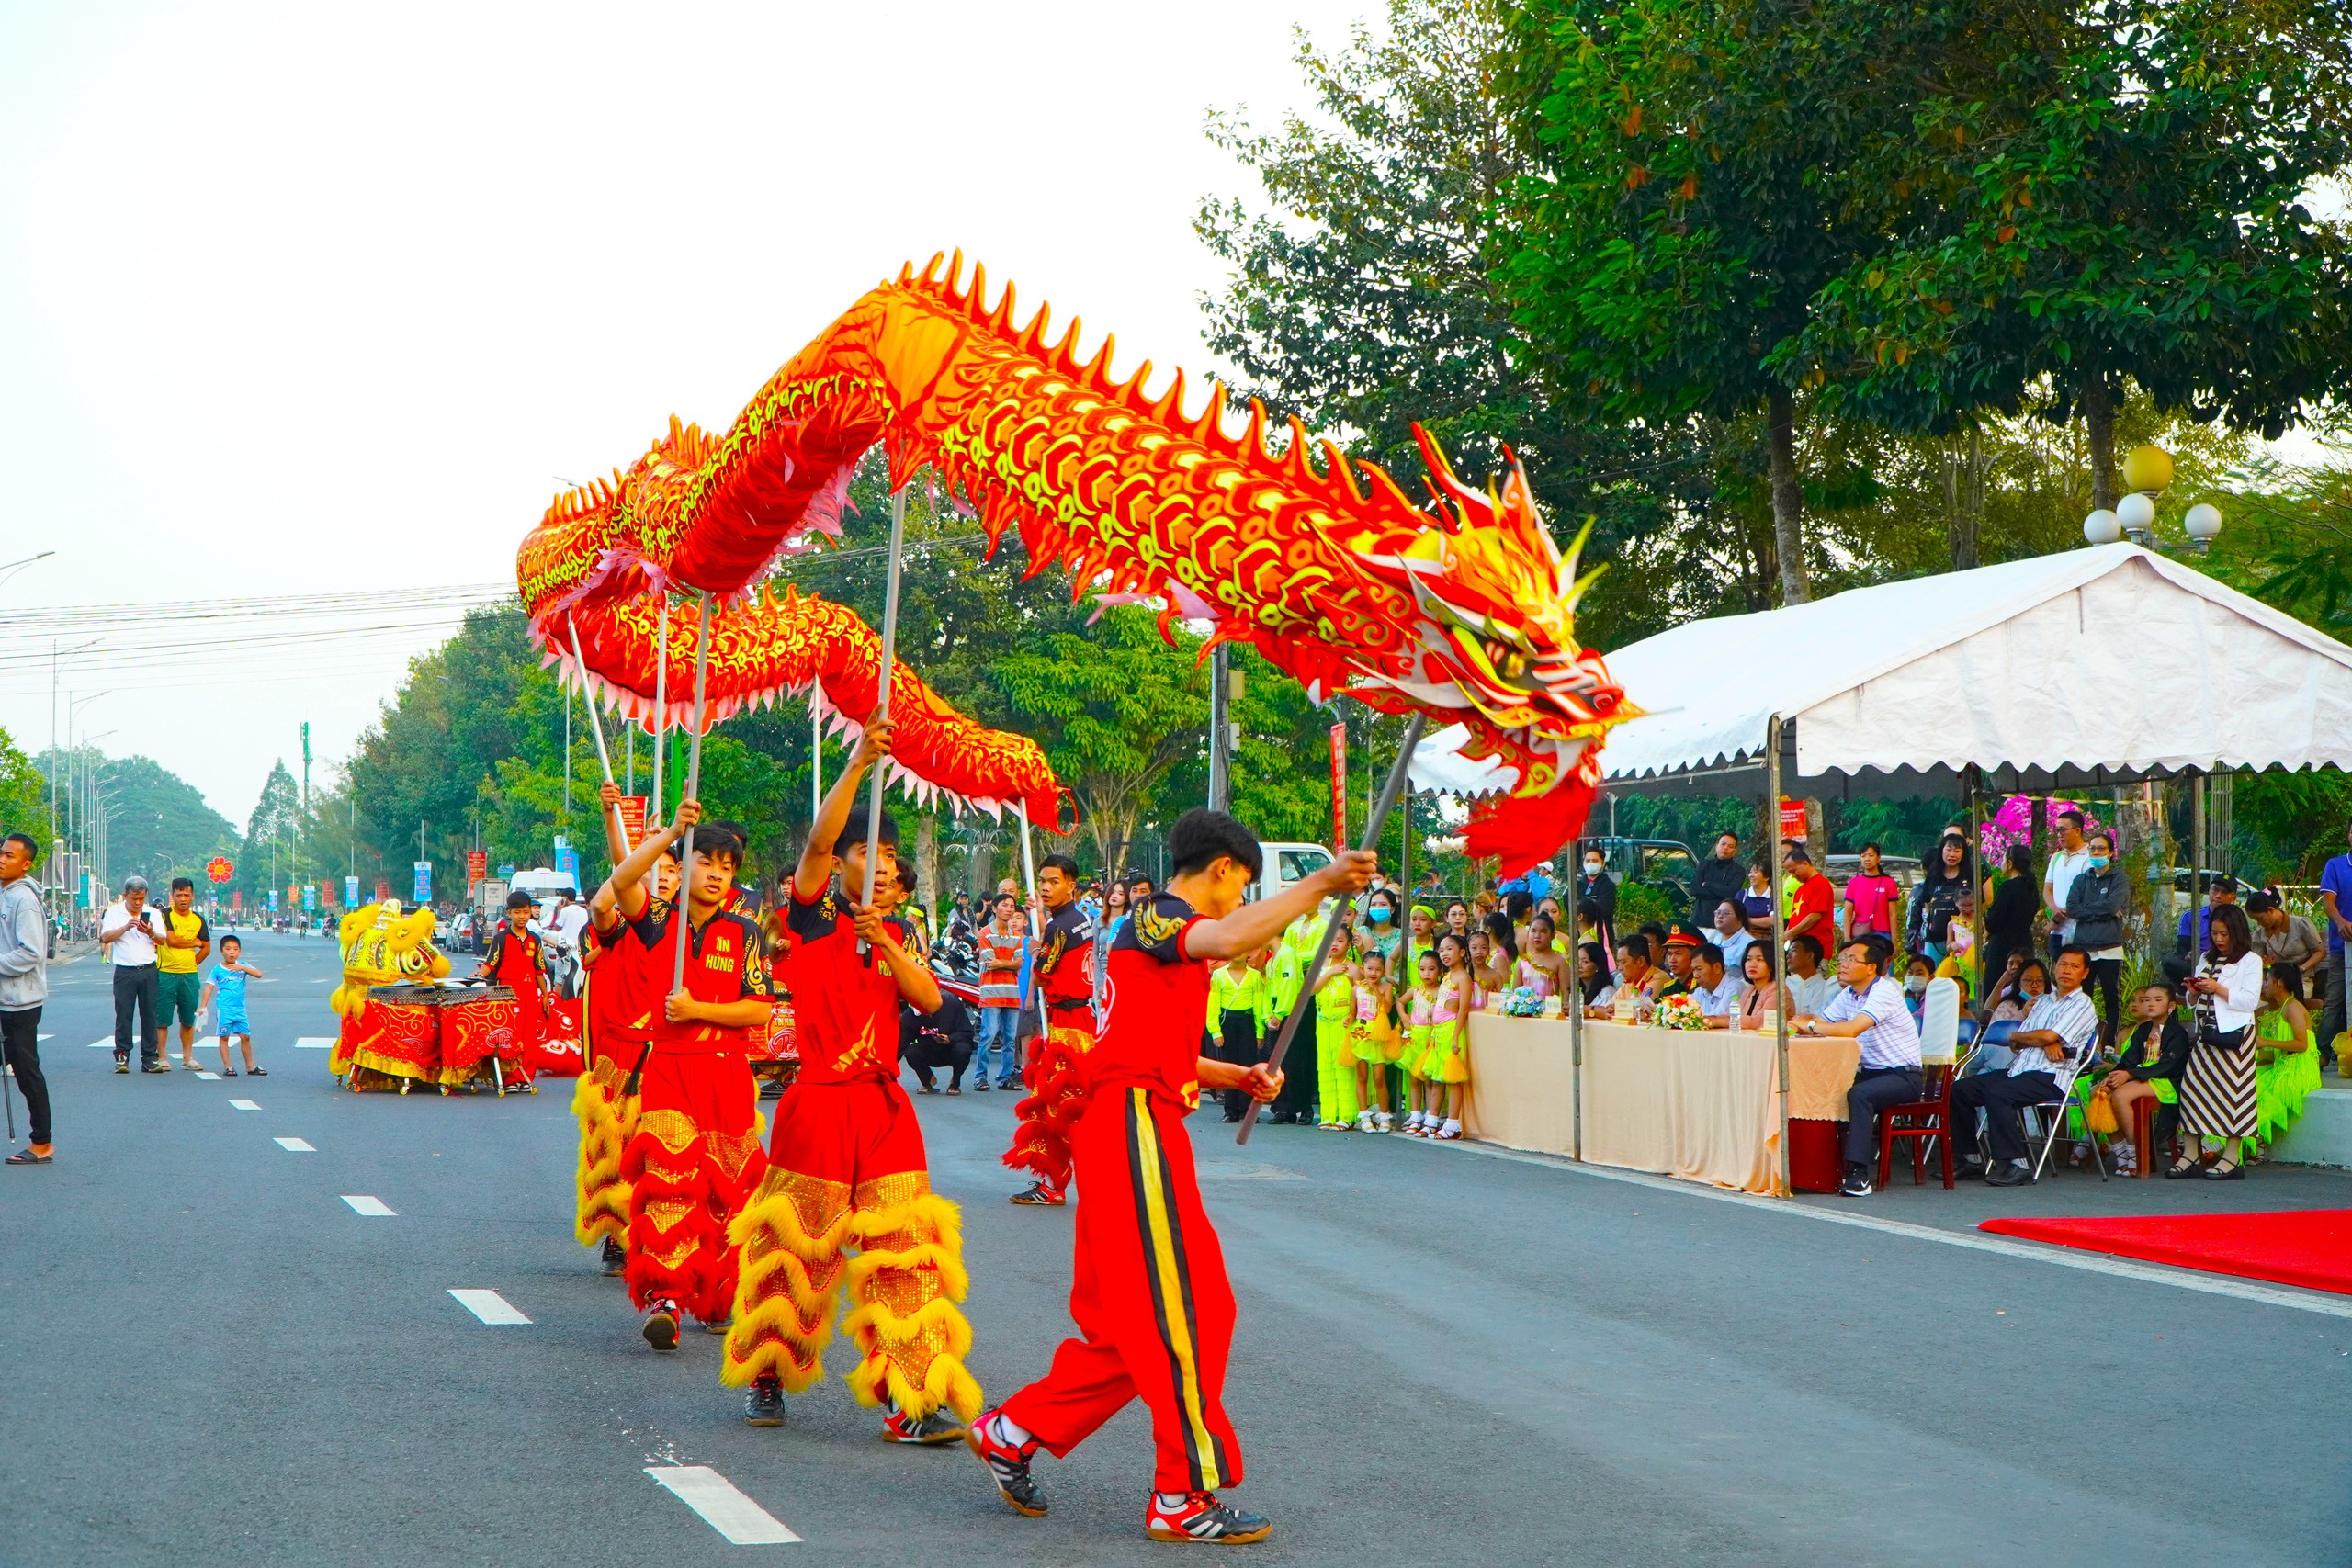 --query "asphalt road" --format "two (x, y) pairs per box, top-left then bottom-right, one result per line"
(4, 929), (2349, 1566)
